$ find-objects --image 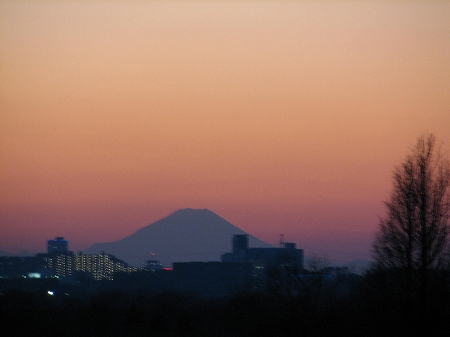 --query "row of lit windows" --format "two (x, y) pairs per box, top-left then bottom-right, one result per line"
(43, 254), (136, 280)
